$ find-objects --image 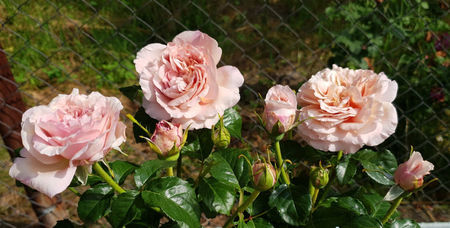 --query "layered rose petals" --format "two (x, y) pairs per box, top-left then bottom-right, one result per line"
(135, 30), (244, 129)
(9, 89), (126, 197)
(297, 65), (398, 154)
